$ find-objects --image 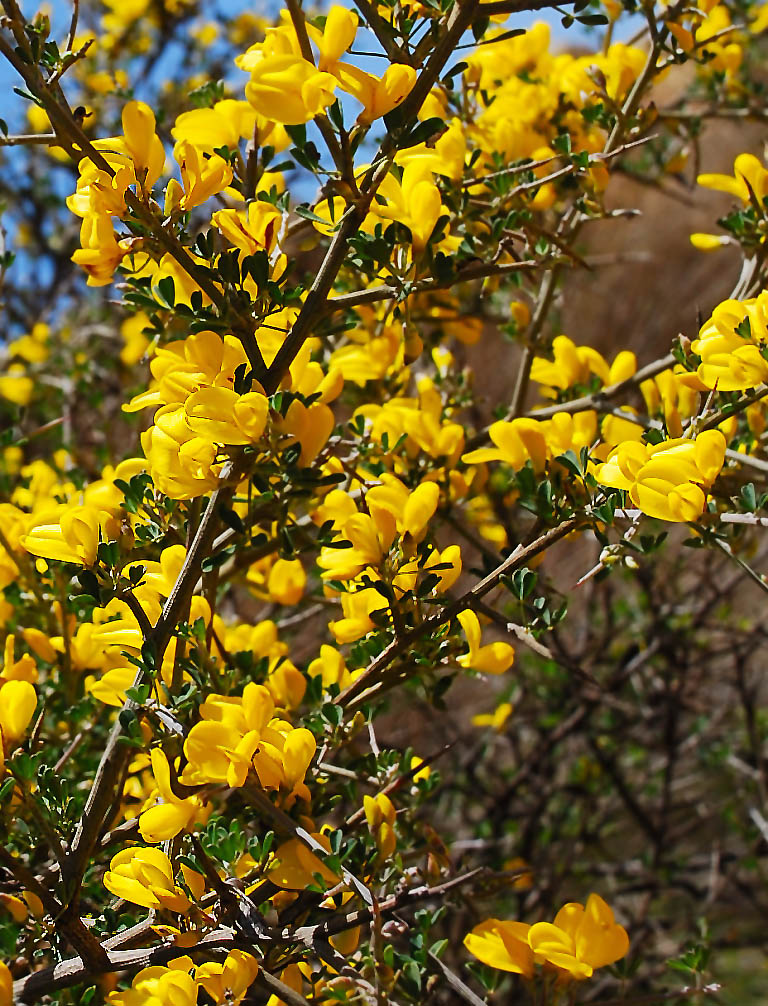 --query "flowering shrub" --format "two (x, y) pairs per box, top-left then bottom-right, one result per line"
(1, 0), (768, 1003)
